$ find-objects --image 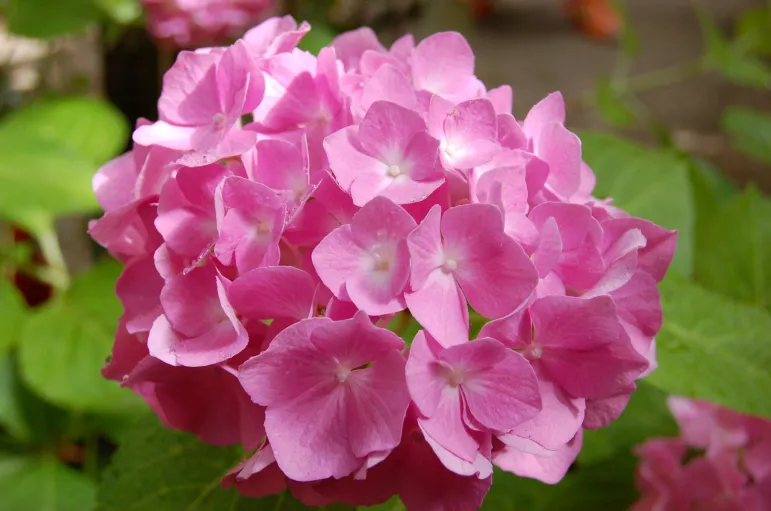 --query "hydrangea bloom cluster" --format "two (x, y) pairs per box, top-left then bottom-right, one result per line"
(141, 0), (277, 48)
(632, 397), (771, 511)
(92, 16), (676, 510)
